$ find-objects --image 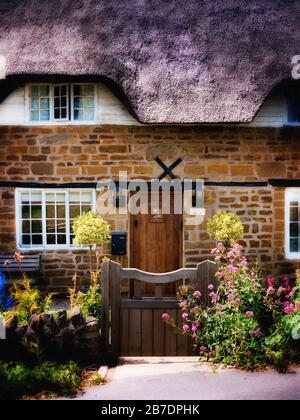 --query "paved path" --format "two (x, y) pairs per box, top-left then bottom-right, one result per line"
(73, 357), (300, 400)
